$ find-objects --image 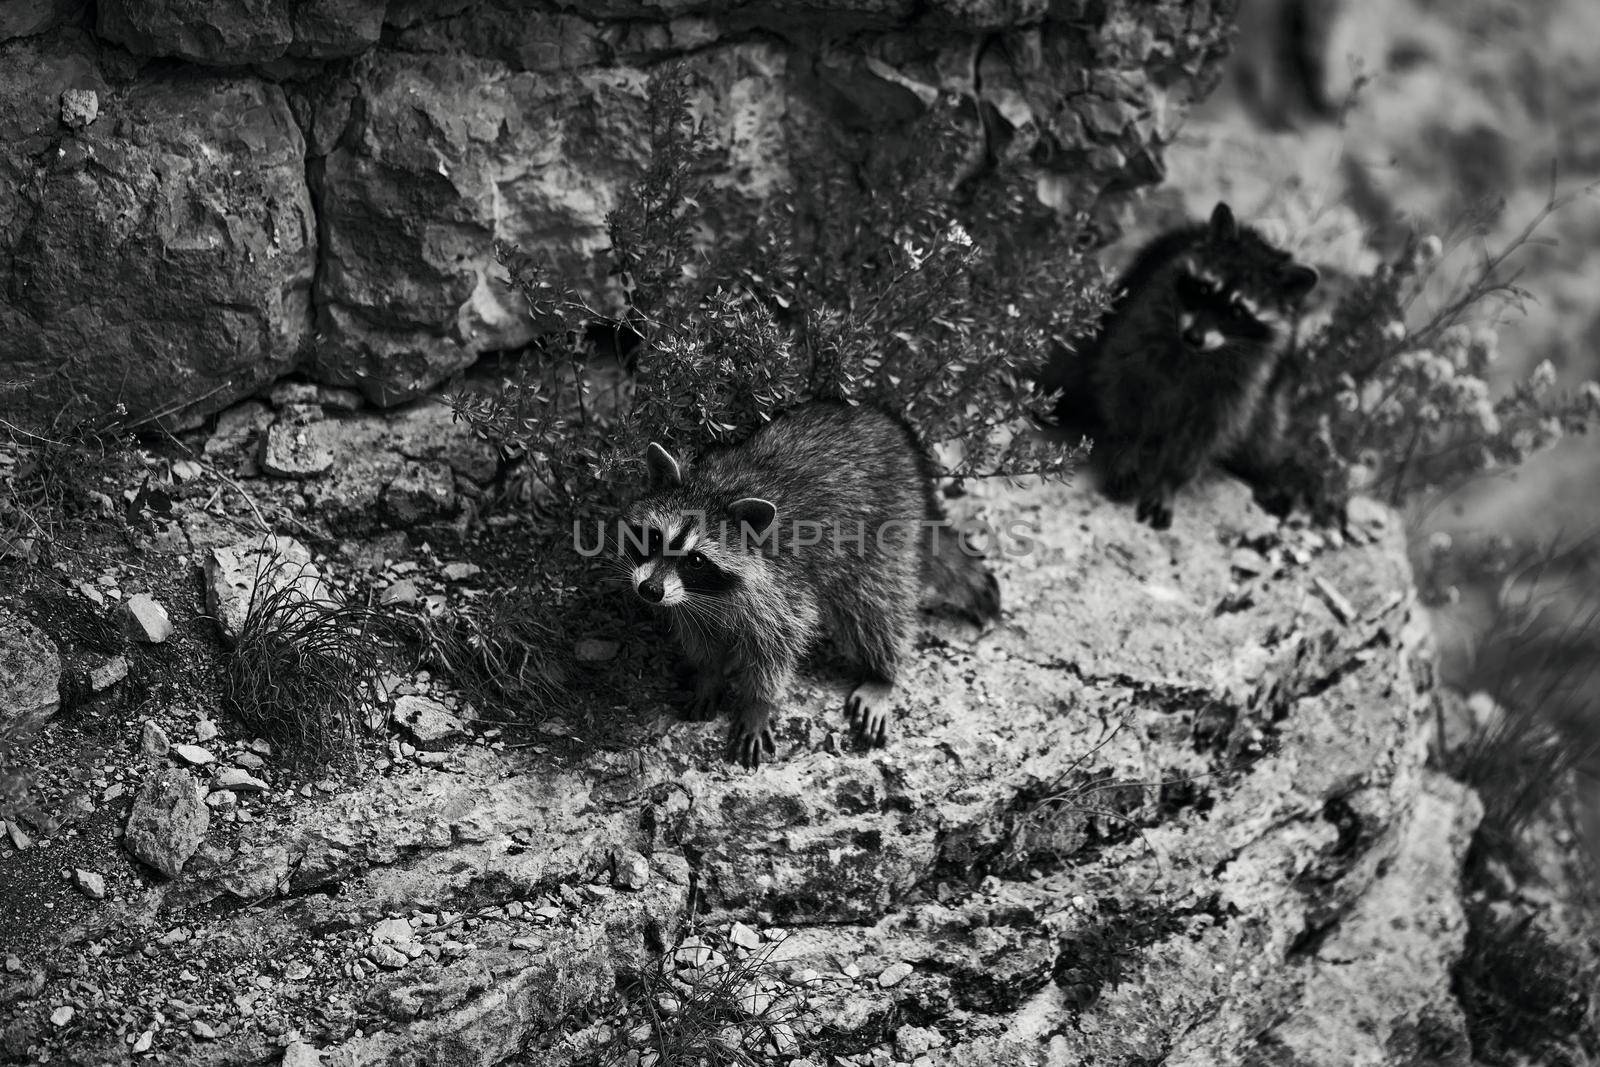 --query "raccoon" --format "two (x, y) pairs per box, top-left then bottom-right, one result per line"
(1048, 202), (1319, 529)
(619, 401), (1000, 768)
